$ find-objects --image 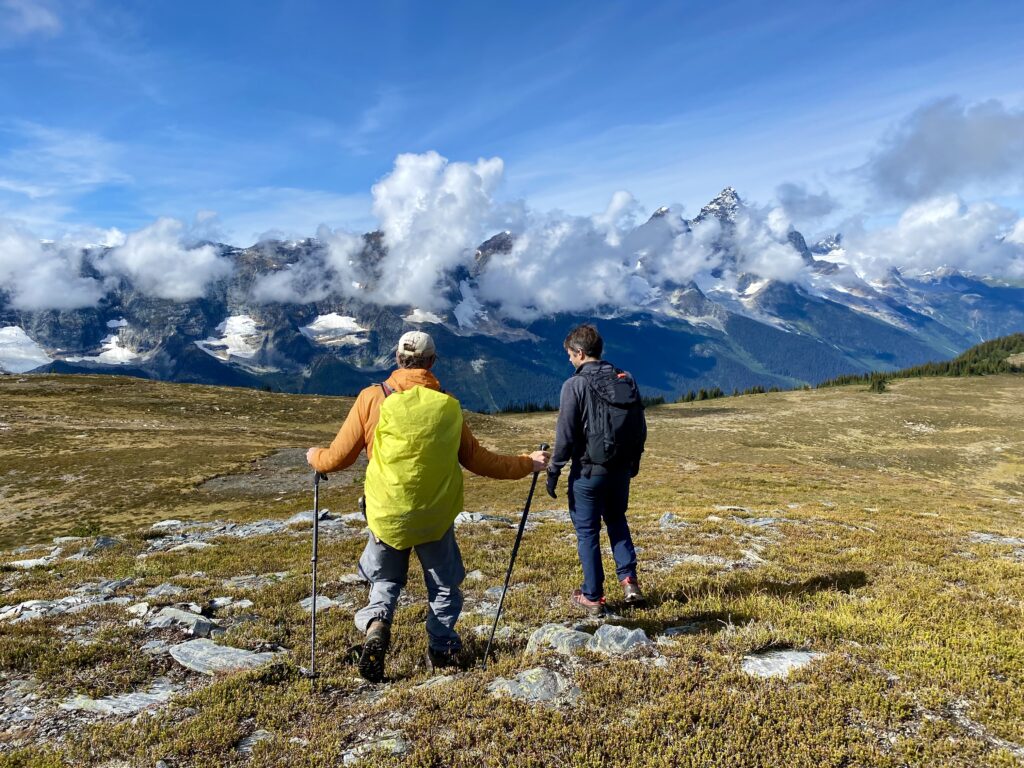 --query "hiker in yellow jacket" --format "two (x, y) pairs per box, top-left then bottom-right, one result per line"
(307, 330), (549, 681)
